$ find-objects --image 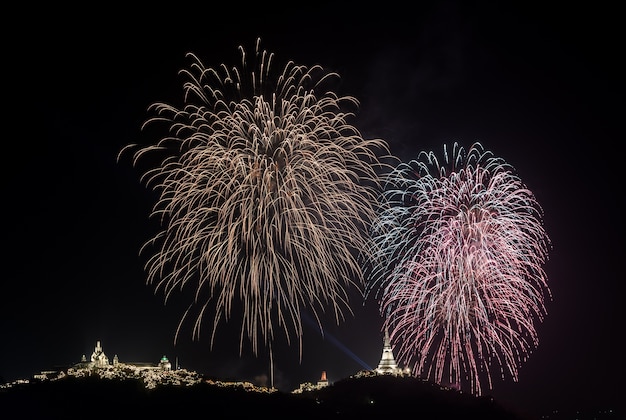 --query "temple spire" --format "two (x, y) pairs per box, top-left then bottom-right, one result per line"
(375, 330), (402, 375)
